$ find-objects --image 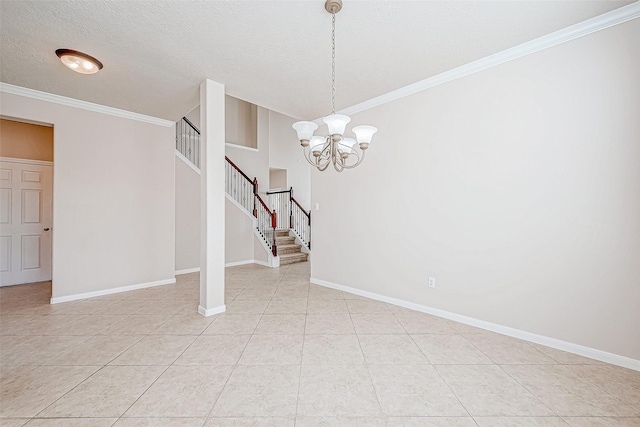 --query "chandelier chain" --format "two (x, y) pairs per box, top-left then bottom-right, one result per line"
(331, 11), (336, 114)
